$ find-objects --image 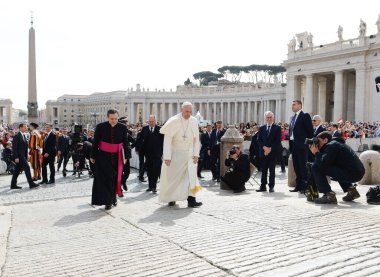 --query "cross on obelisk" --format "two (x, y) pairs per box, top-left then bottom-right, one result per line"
(28, 11), (38, 123)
